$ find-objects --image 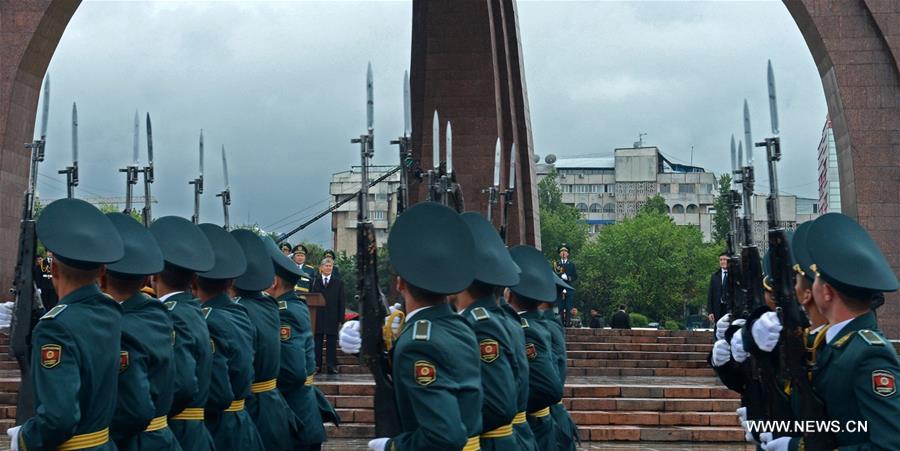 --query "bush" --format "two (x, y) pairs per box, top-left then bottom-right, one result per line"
(664, 320), (681, 331)
(629, 313), (649, 328)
